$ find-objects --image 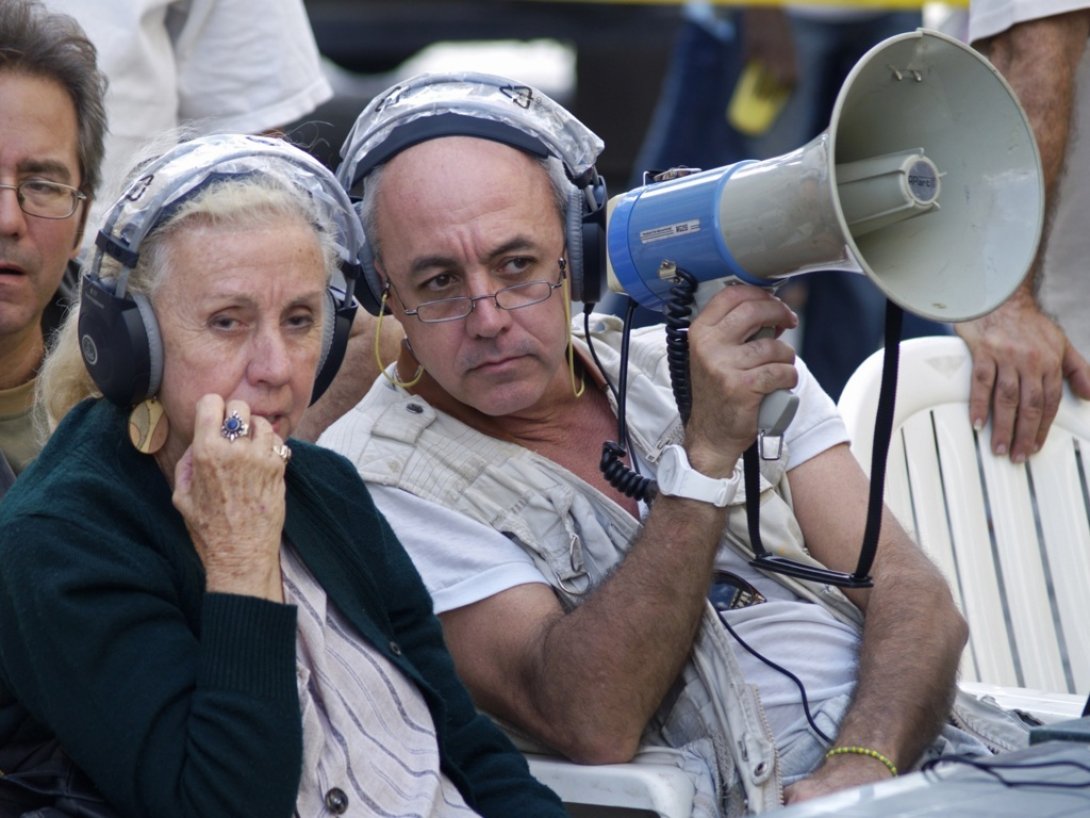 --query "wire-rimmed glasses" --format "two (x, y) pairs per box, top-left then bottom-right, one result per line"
(0, 179), (87, 220)
(393, 262), (567, 324)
